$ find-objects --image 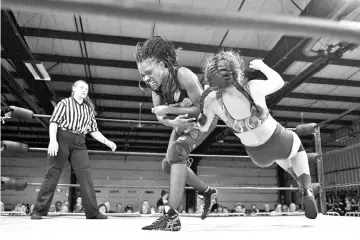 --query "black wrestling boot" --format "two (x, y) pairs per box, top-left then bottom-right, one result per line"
(198, 186), (218, 220)
(299, 174), (317, 219)
(142, 208), (181, 231)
